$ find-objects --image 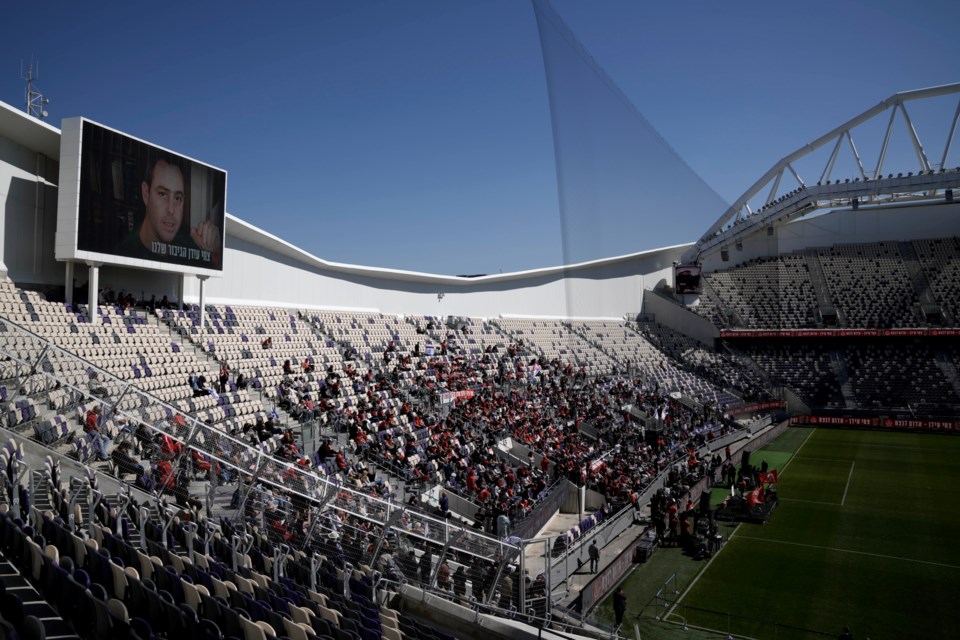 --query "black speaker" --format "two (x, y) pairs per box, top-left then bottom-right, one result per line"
(698, 490), (712, 515)
(740, 450), (751, 470)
